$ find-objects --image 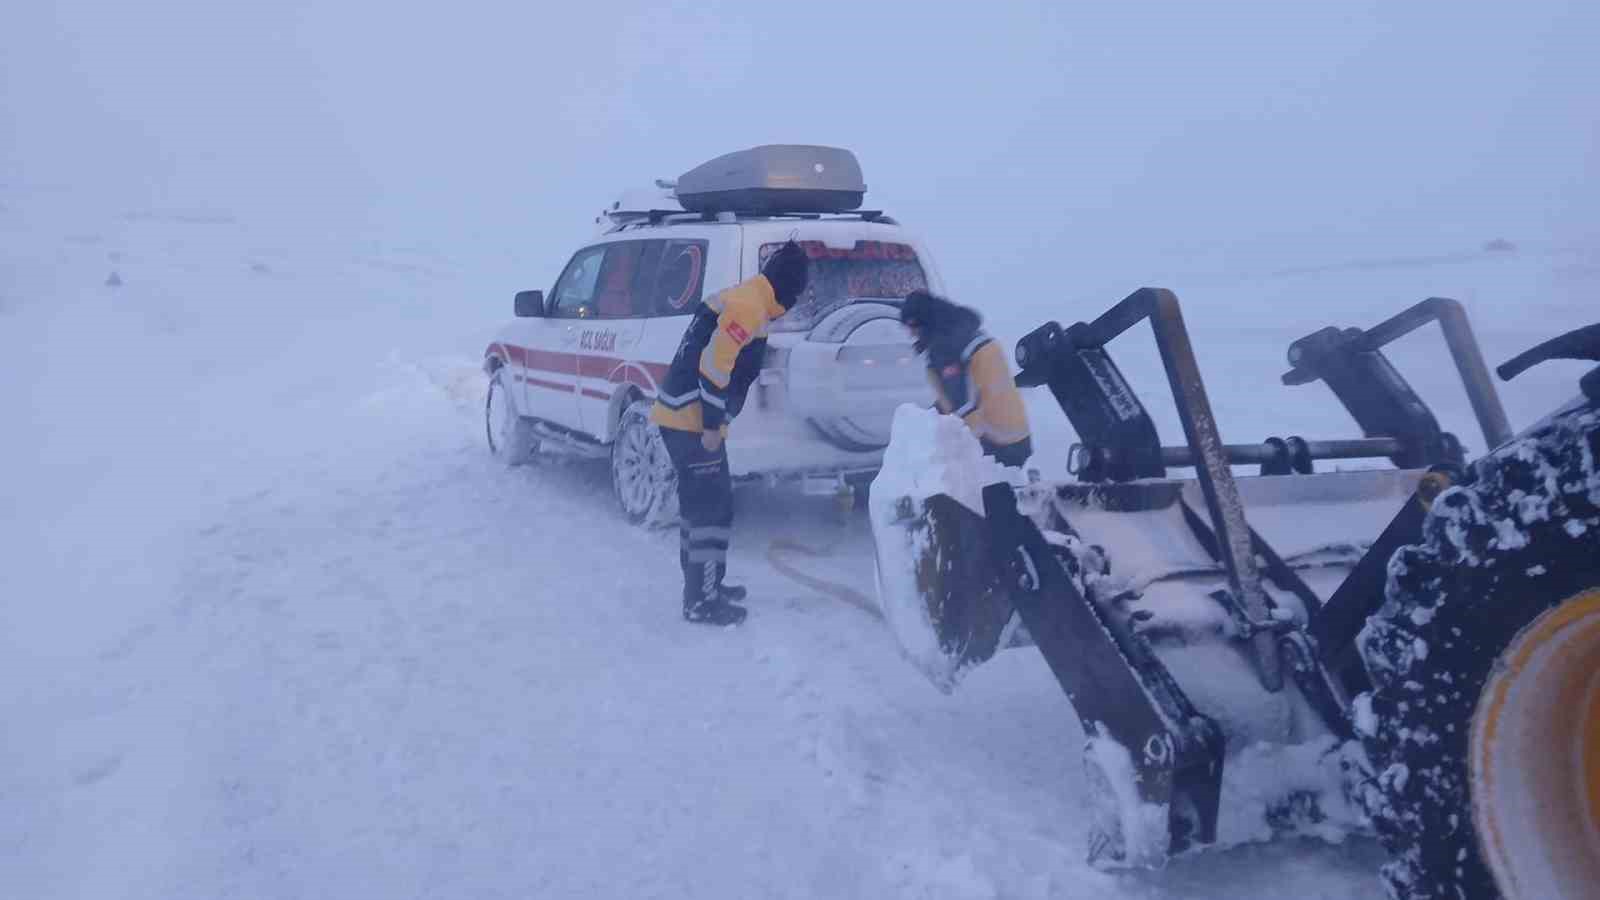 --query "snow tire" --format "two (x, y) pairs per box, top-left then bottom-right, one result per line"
(1356, 401), (1600, 900)
(611, 399), (679, 526)
(487, 366), (538, 466)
